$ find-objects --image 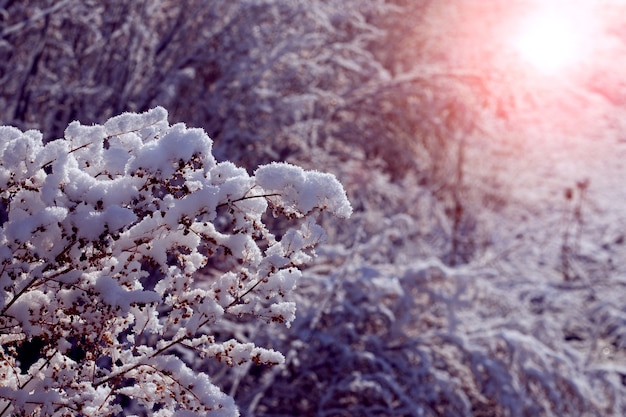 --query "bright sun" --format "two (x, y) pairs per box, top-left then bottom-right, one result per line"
(512, 5), (593, 75)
